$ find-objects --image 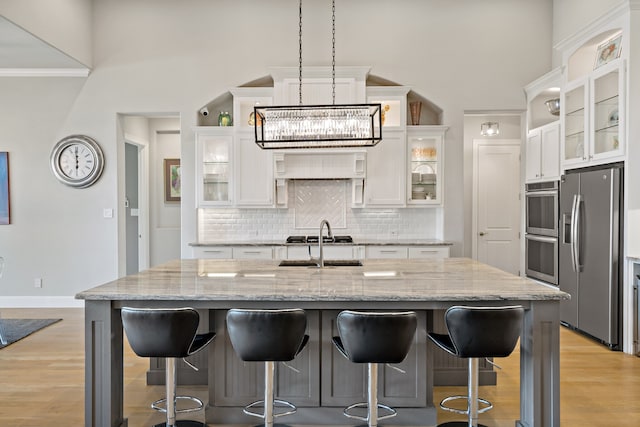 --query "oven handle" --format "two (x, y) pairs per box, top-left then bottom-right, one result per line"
(525, 234), (557, 243)
(570, 195), (578, 272)
(525, 189), (559, 196)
